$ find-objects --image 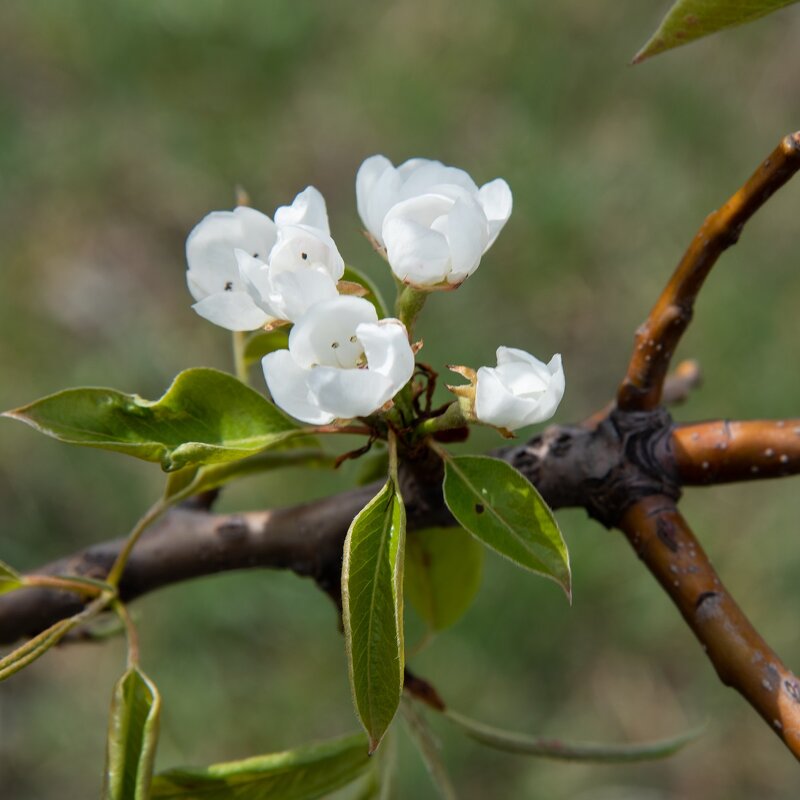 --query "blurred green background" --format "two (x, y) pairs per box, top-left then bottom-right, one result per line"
(1, 1), (799, 797)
